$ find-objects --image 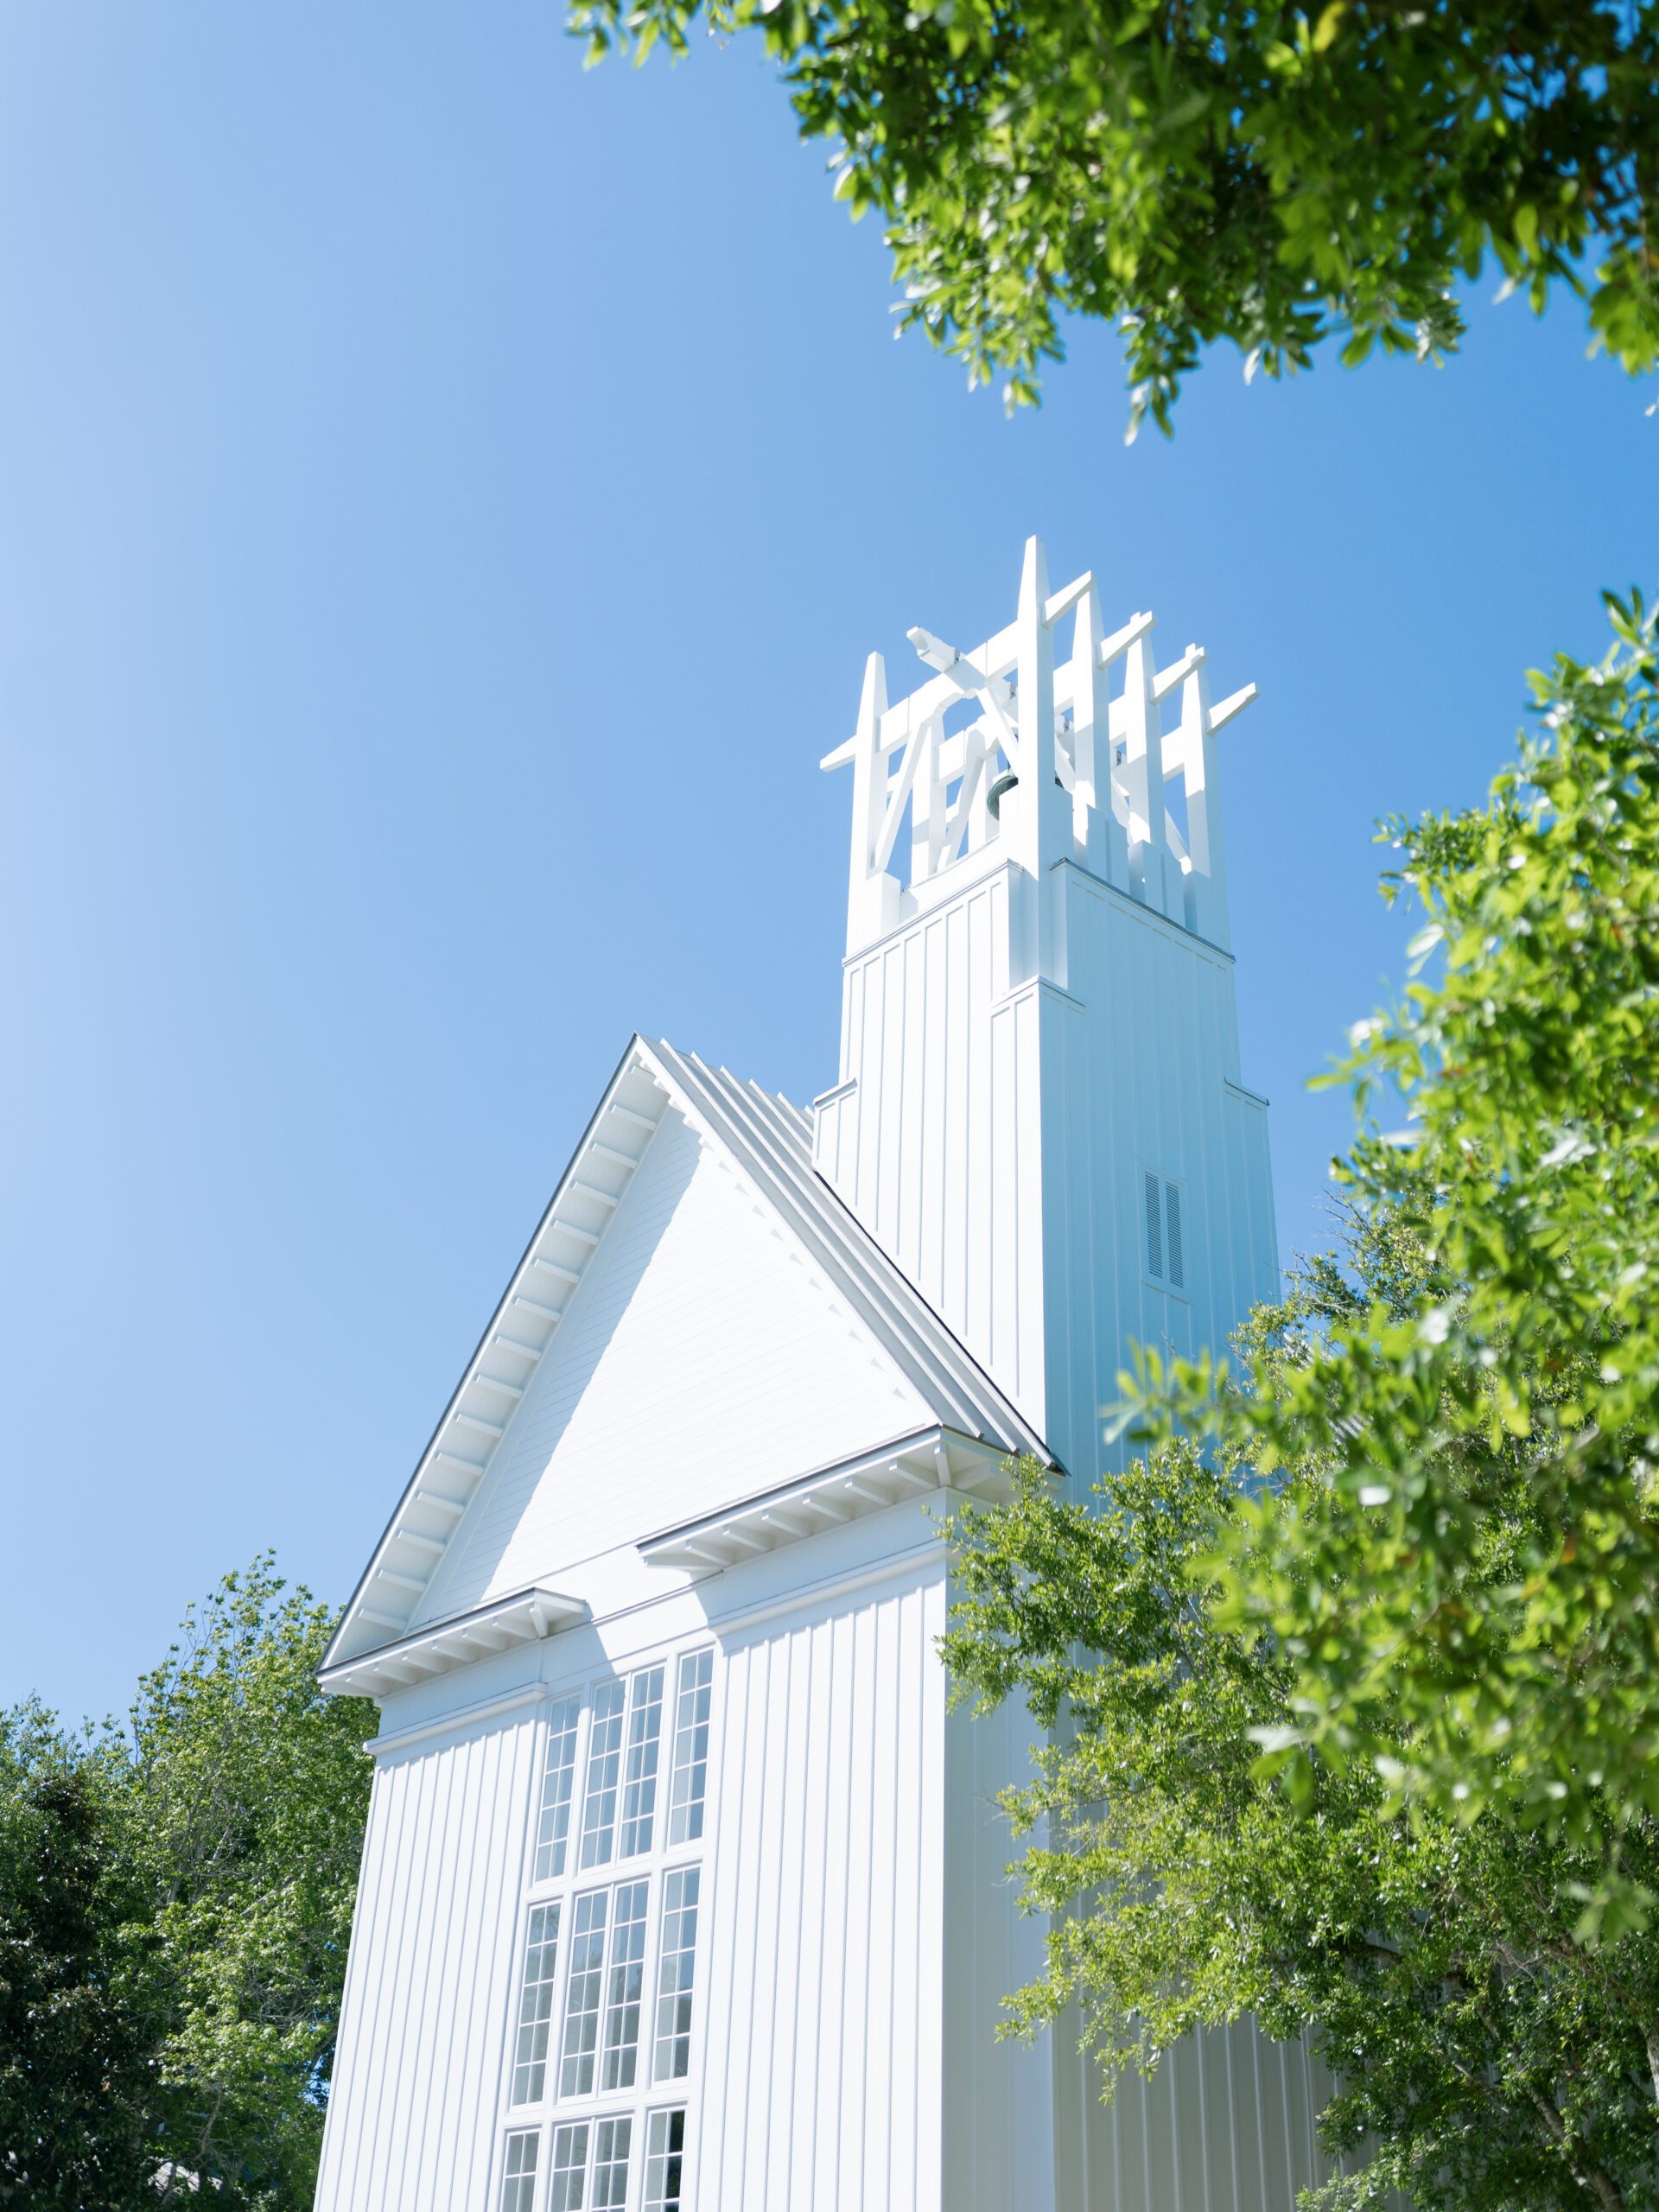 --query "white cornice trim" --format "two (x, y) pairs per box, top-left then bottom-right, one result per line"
(713, 1535), (947, 1637)
(637, 1424), (1019, 1577)
(323, 1581), (587, 1700)
(362, 1681), (553, 1761)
